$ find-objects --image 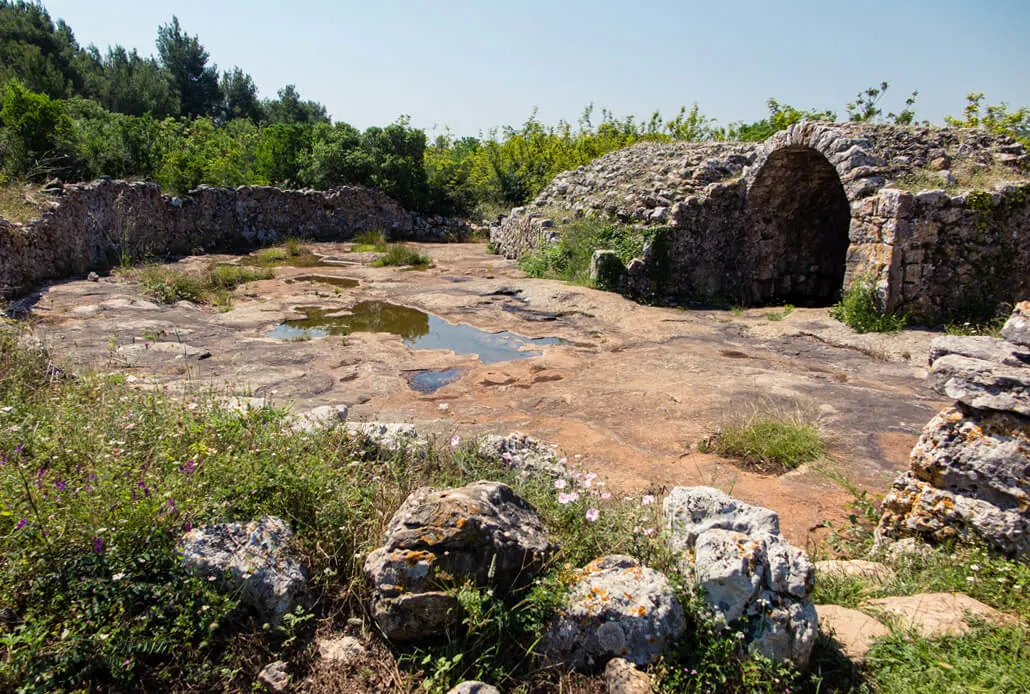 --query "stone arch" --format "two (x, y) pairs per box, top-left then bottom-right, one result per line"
(742, 122), (889, 305)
